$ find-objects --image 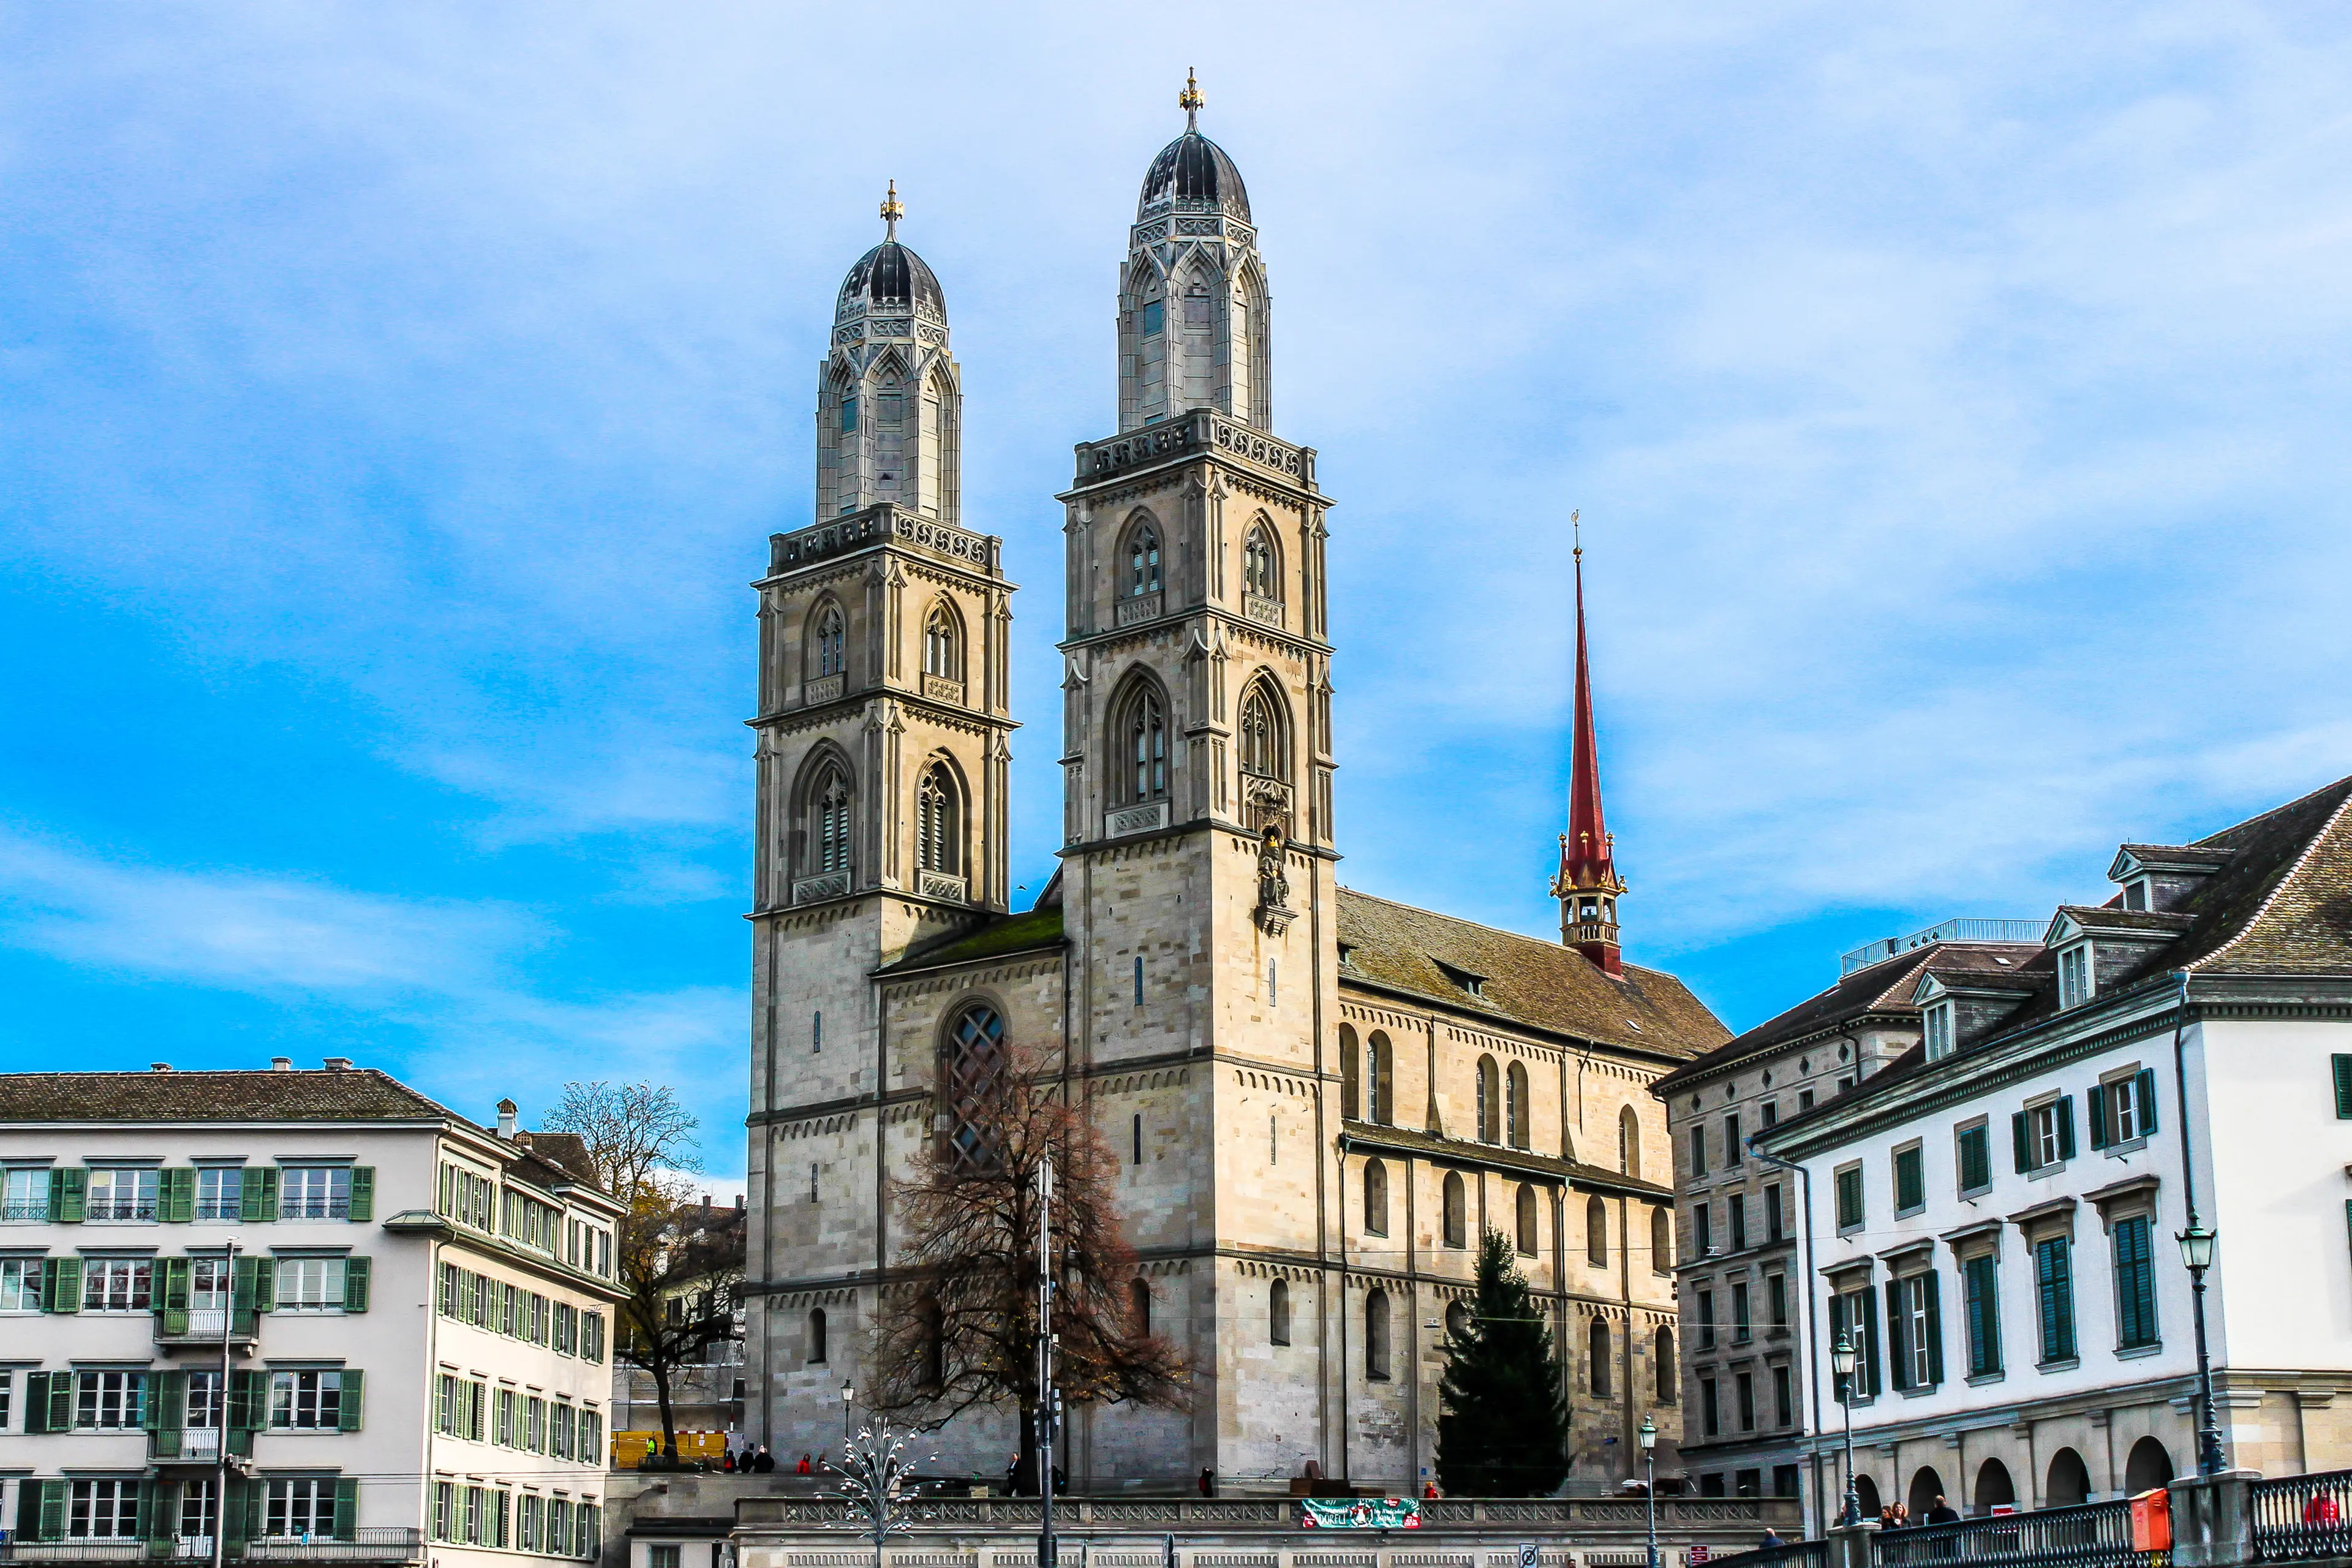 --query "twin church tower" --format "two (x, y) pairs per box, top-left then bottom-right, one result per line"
(744, 80), (1727, 1491)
